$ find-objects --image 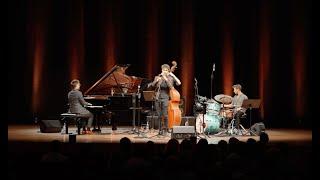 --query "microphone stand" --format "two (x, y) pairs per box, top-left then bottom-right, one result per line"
(210, 63), (215, 99)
